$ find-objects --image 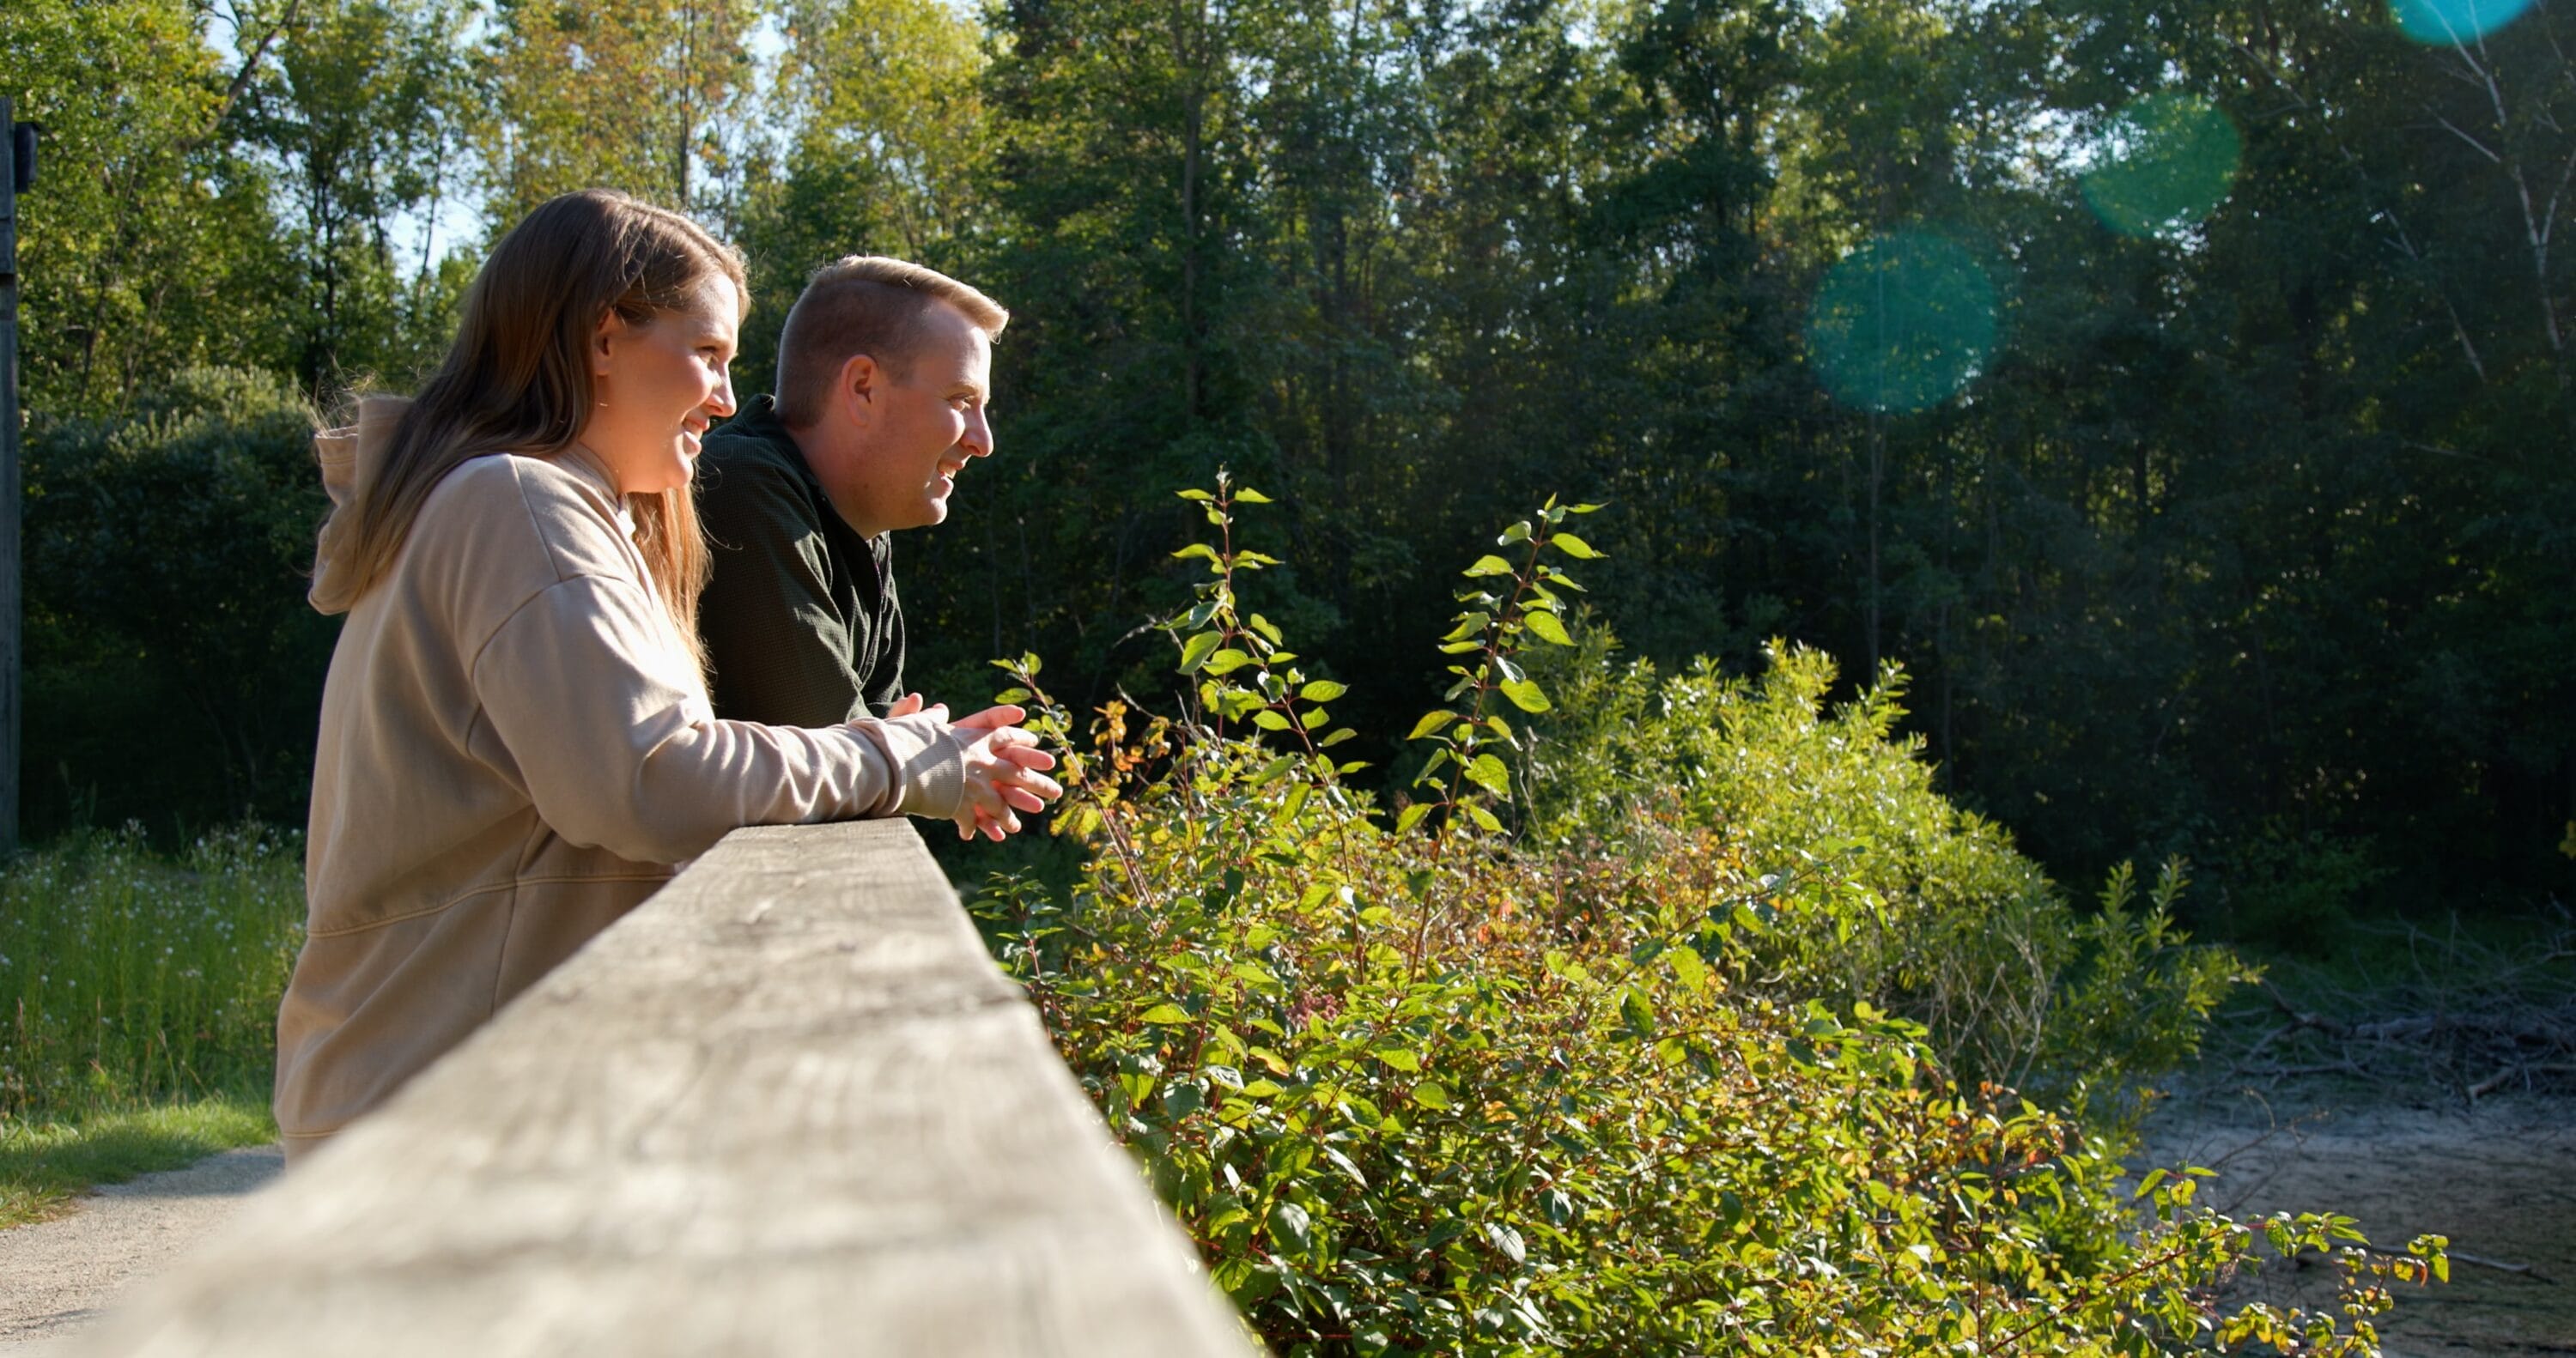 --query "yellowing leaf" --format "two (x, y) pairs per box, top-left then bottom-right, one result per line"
(1550, 532), (1601, 559)
(1406, 710), (1457, 741)
(1498, 678), (1552, 713)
